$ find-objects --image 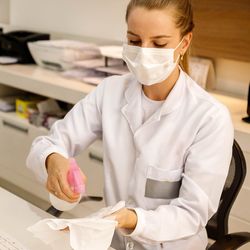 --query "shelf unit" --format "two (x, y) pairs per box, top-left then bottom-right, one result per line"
(0, 64), (105, 217)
